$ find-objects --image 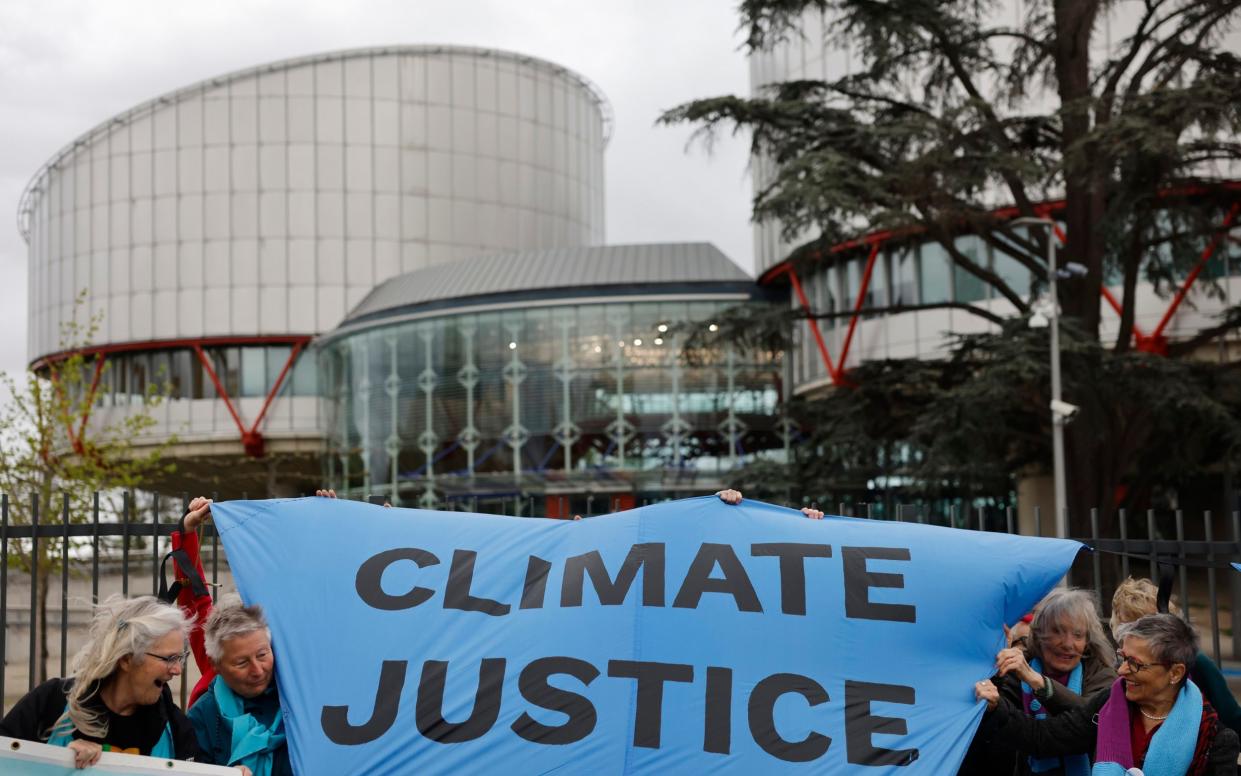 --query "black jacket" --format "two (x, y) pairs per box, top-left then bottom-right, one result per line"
(0, 677), (200, 760)
(959, 654), (1117, 776)
(982, 686), (1240, 776)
